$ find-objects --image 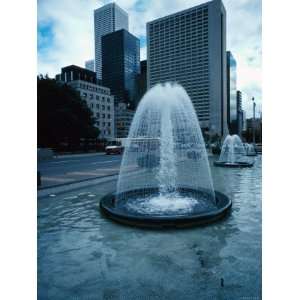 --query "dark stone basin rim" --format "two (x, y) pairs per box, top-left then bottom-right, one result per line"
(214, 161), (254, 168)
(99, 188), (231, 227)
